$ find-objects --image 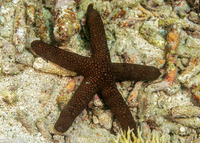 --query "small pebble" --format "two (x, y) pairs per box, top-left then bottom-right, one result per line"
(98, 111), (113, 130)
